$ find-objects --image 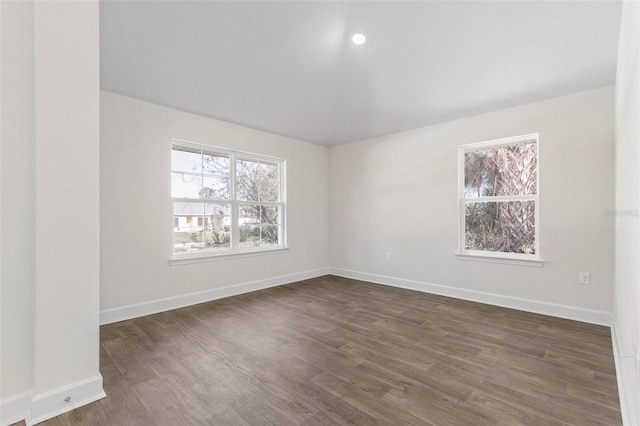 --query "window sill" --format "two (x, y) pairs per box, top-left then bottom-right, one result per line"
(170, 247), (289, 265)
(455, 253), (544, 267)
